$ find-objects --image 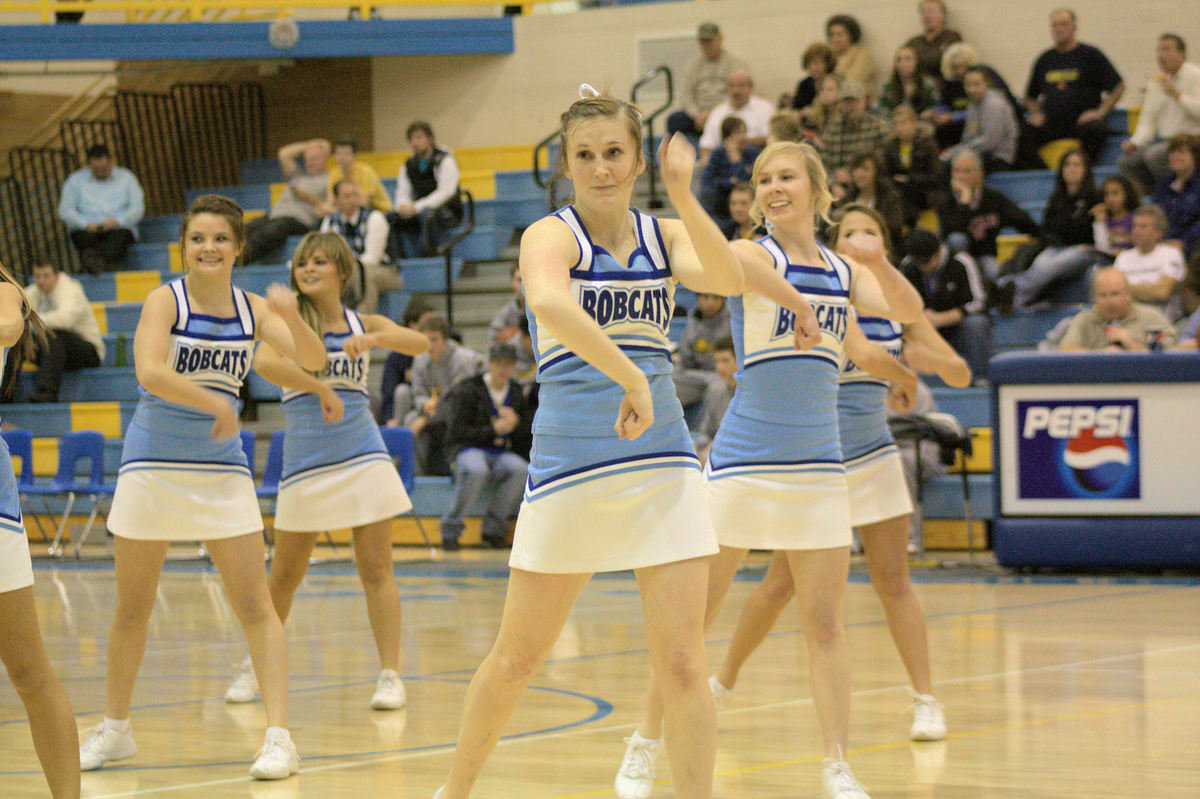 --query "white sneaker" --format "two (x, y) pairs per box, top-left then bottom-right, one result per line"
(821, 758), (870, 799)
(79, 722), (137, 771)
(225, 656), (259, 704)
(614, 734), (660, 799)
(708, 675), (732, 710)
(370, 669), (407, 710)
(907, 690), (947, 741)
(249, 732), (299, 780)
